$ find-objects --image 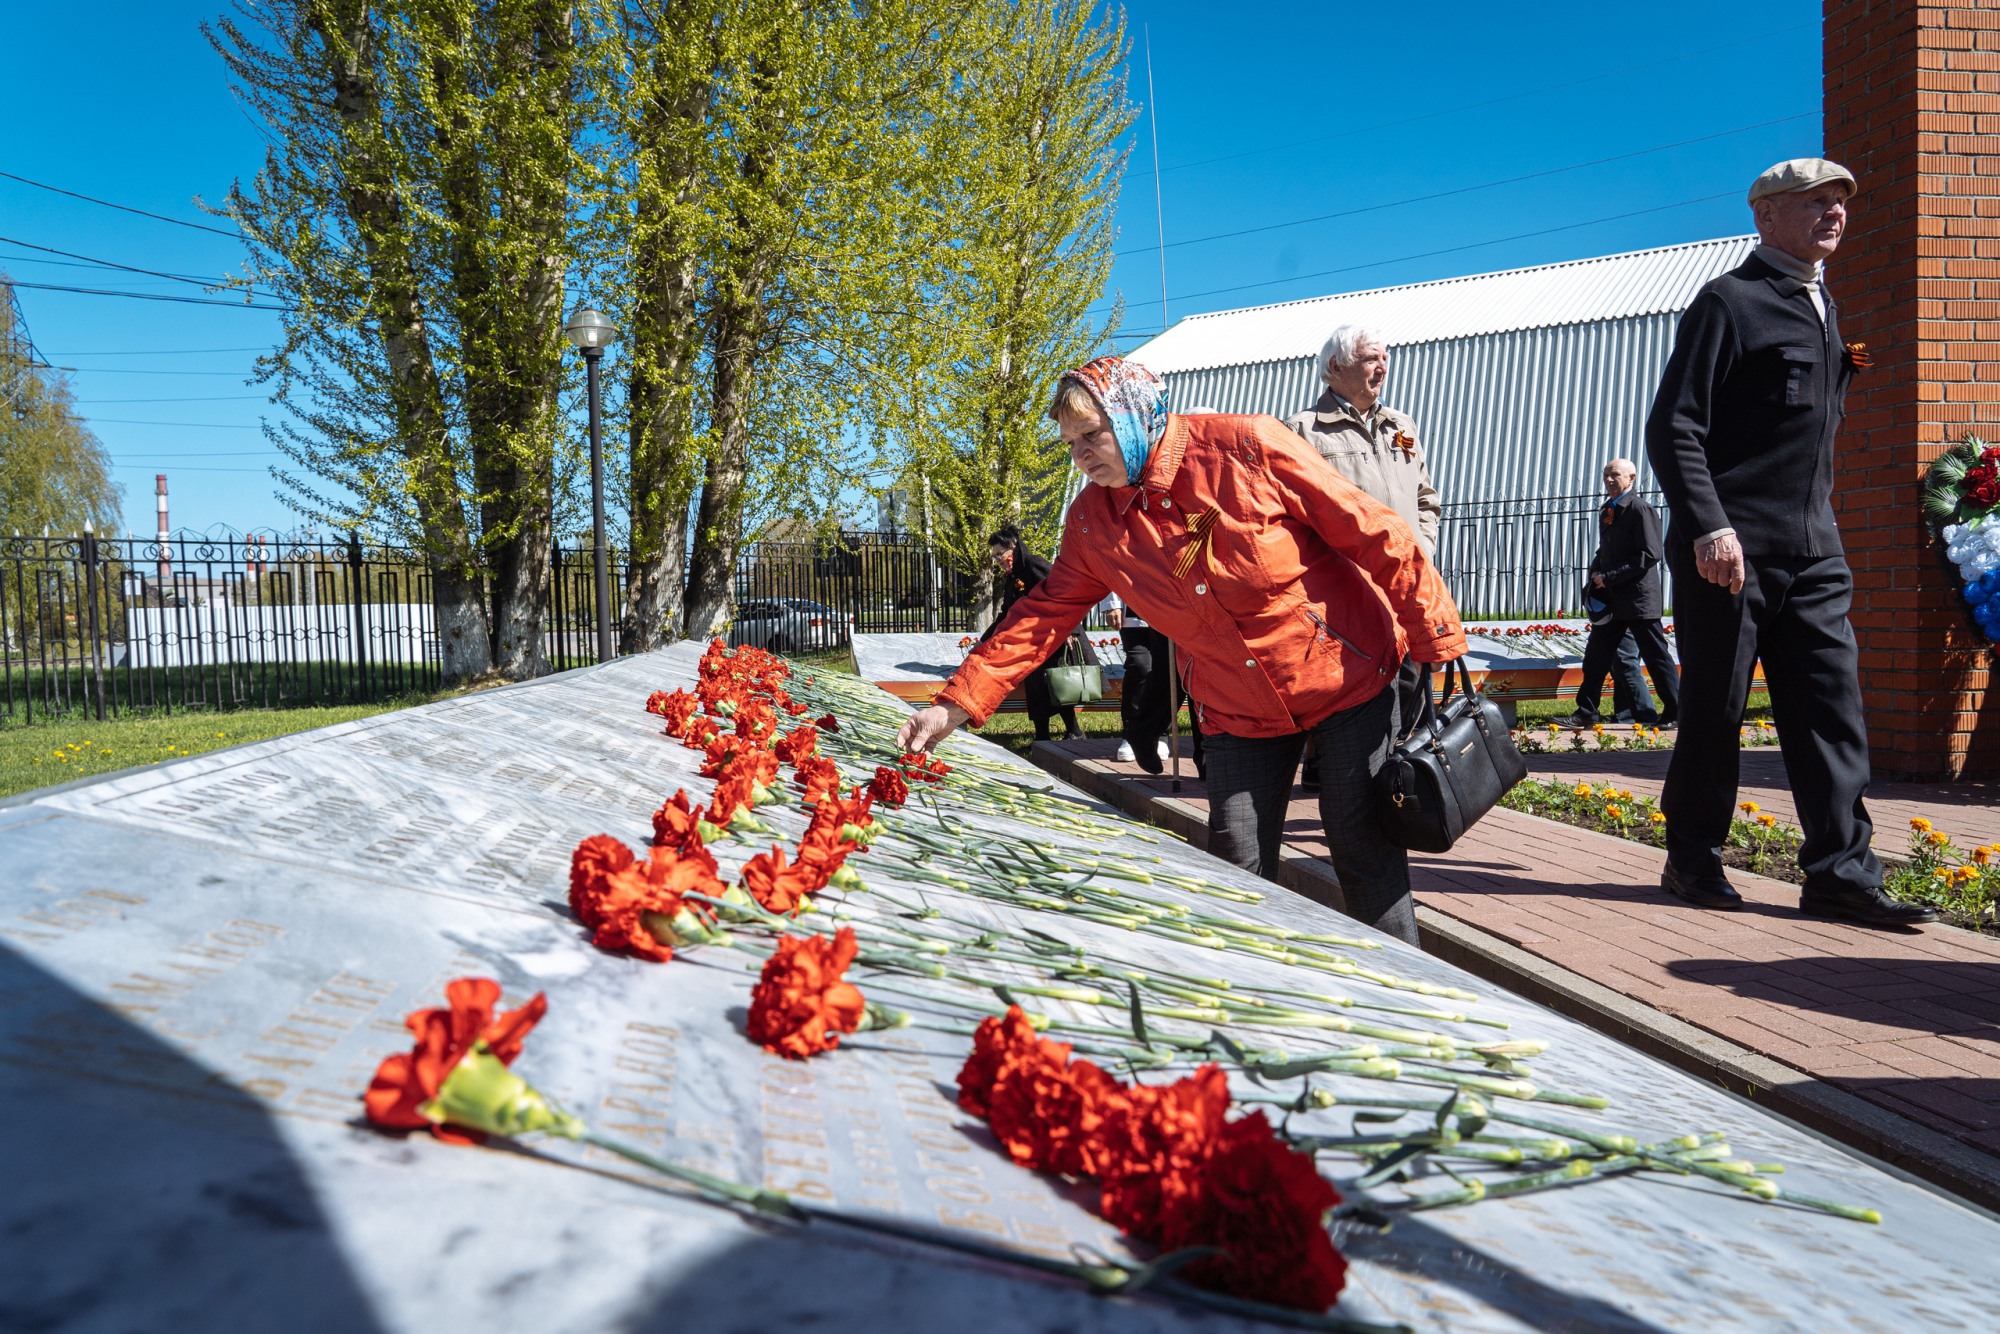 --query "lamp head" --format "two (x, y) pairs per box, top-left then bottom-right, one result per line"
(563, 306), (619, 351)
